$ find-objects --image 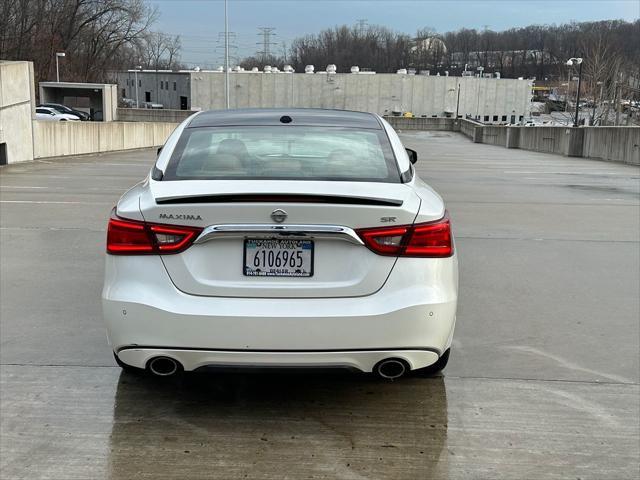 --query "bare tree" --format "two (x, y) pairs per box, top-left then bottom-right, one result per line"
(136, 31), (182, 70)
(0, 0), (165, 85)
